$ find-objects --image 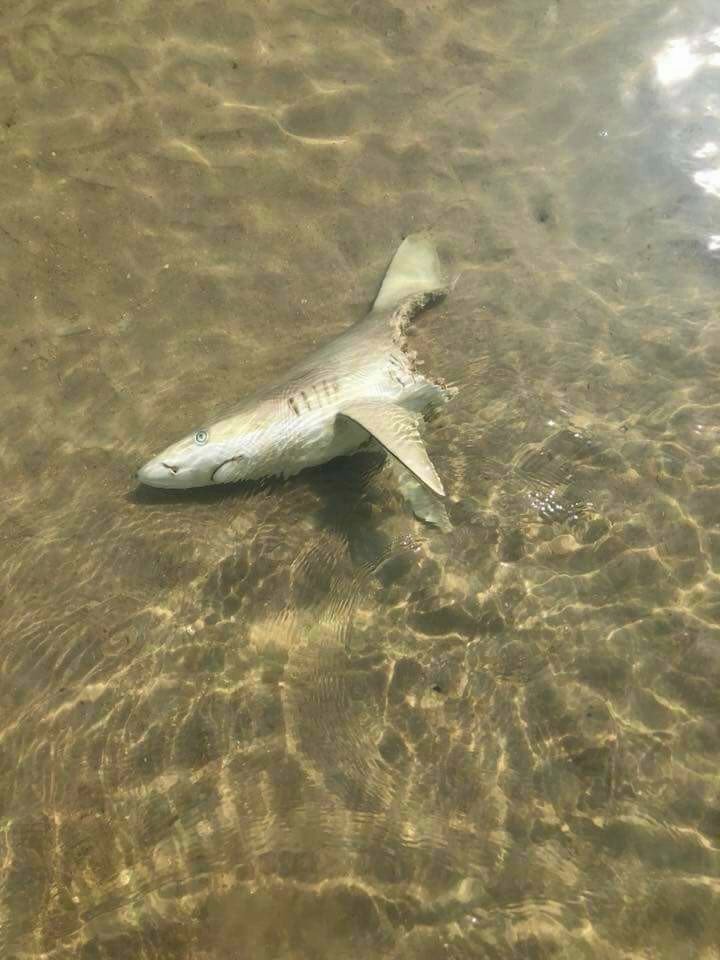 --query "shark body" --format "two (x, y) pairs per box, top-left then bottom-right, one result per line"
(137, 233), (454, 525)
